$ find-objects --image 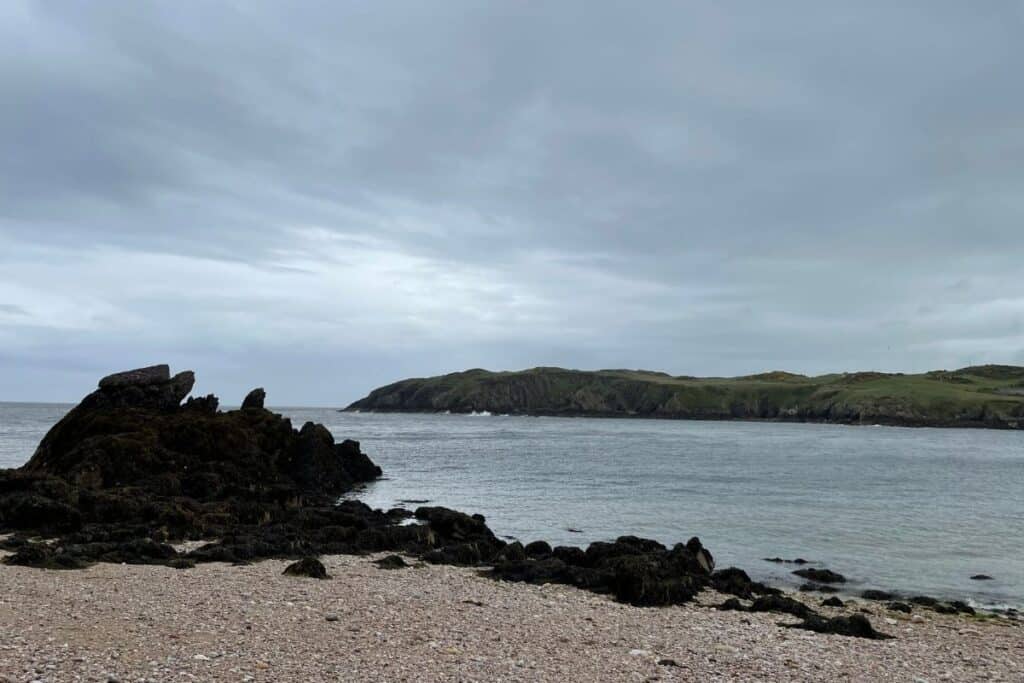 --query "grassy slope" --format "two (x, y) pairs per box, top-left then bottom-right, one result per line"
(345, 365), (1024, 429)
